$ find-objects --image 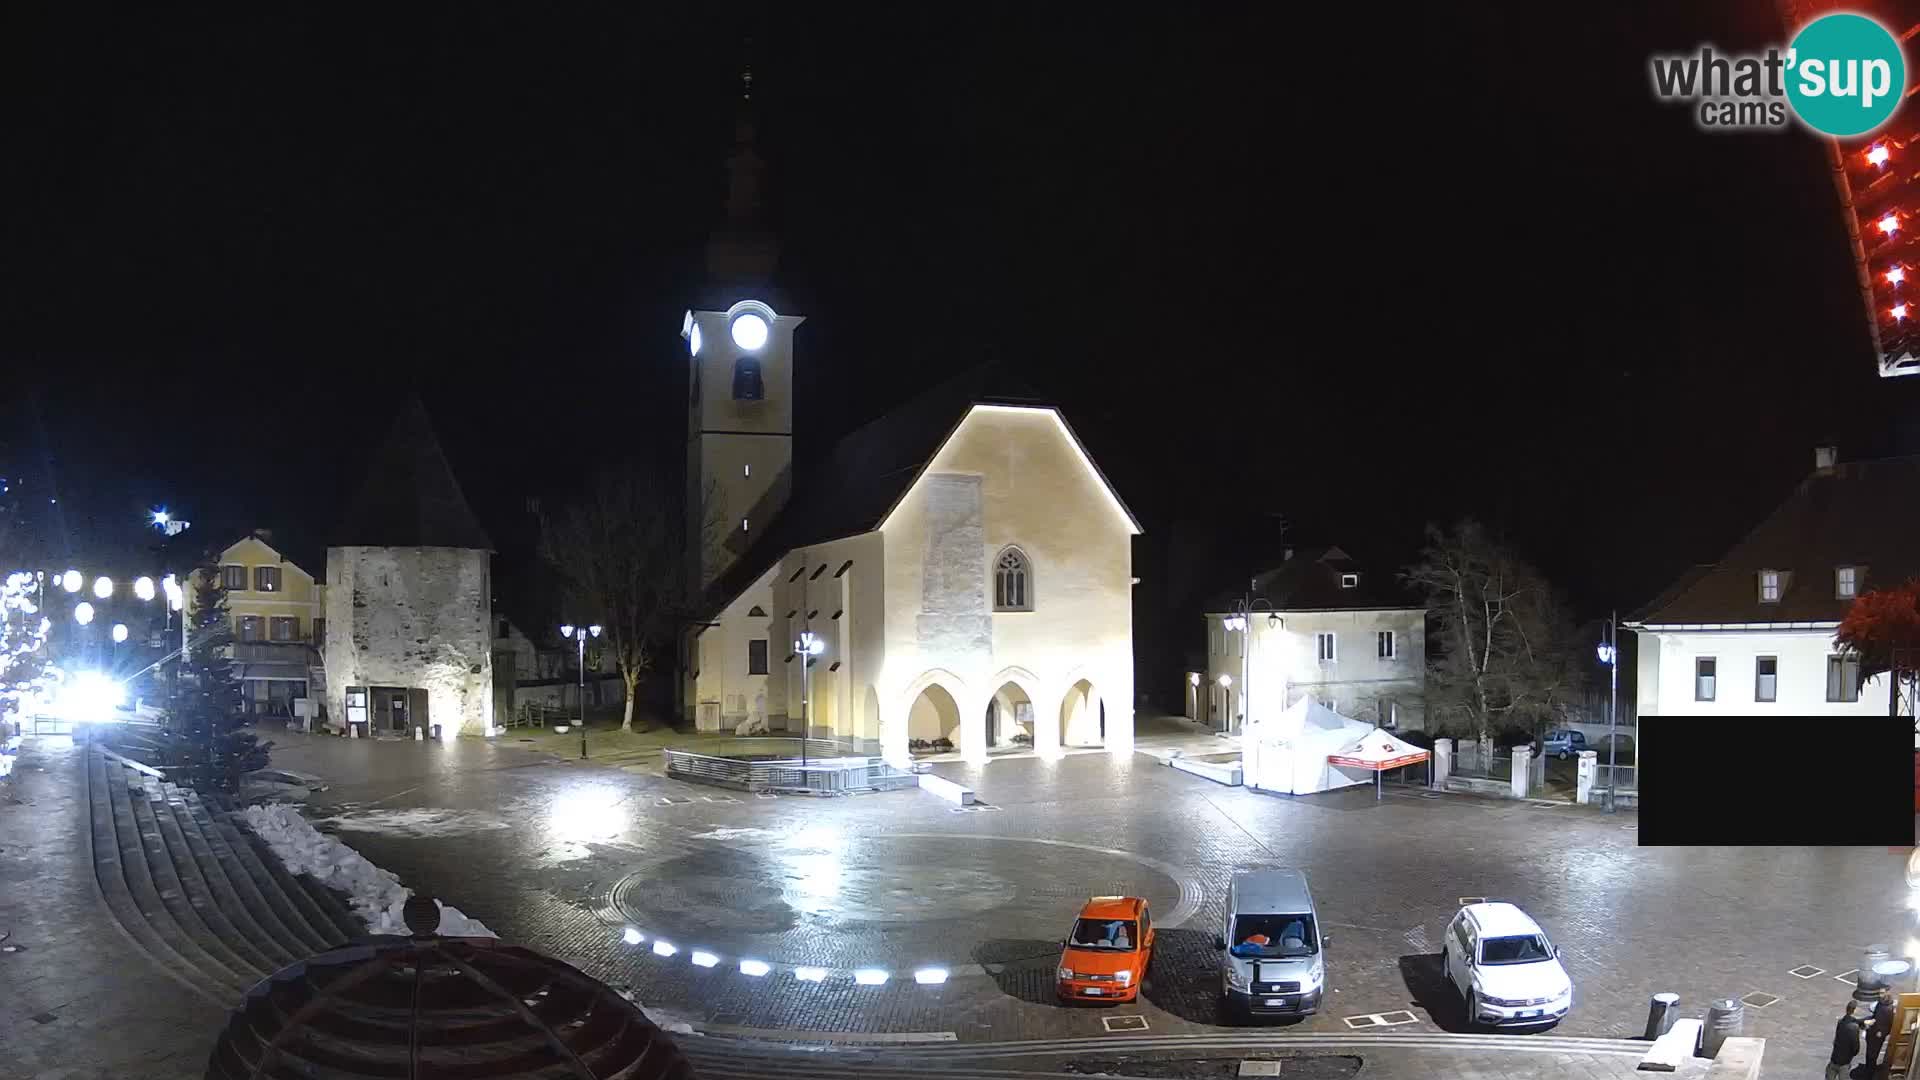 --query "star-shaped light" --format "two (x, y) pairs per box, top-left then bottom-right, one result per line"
(1869, 144), (1891, 167)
